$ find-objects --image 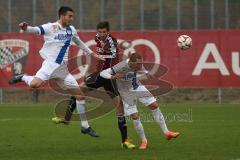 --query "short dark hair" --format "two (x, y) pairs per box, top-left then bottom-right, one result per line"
(130, 53), (142, 62)
(58, 6), (74, 18)
(97, 21), (110, 31)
